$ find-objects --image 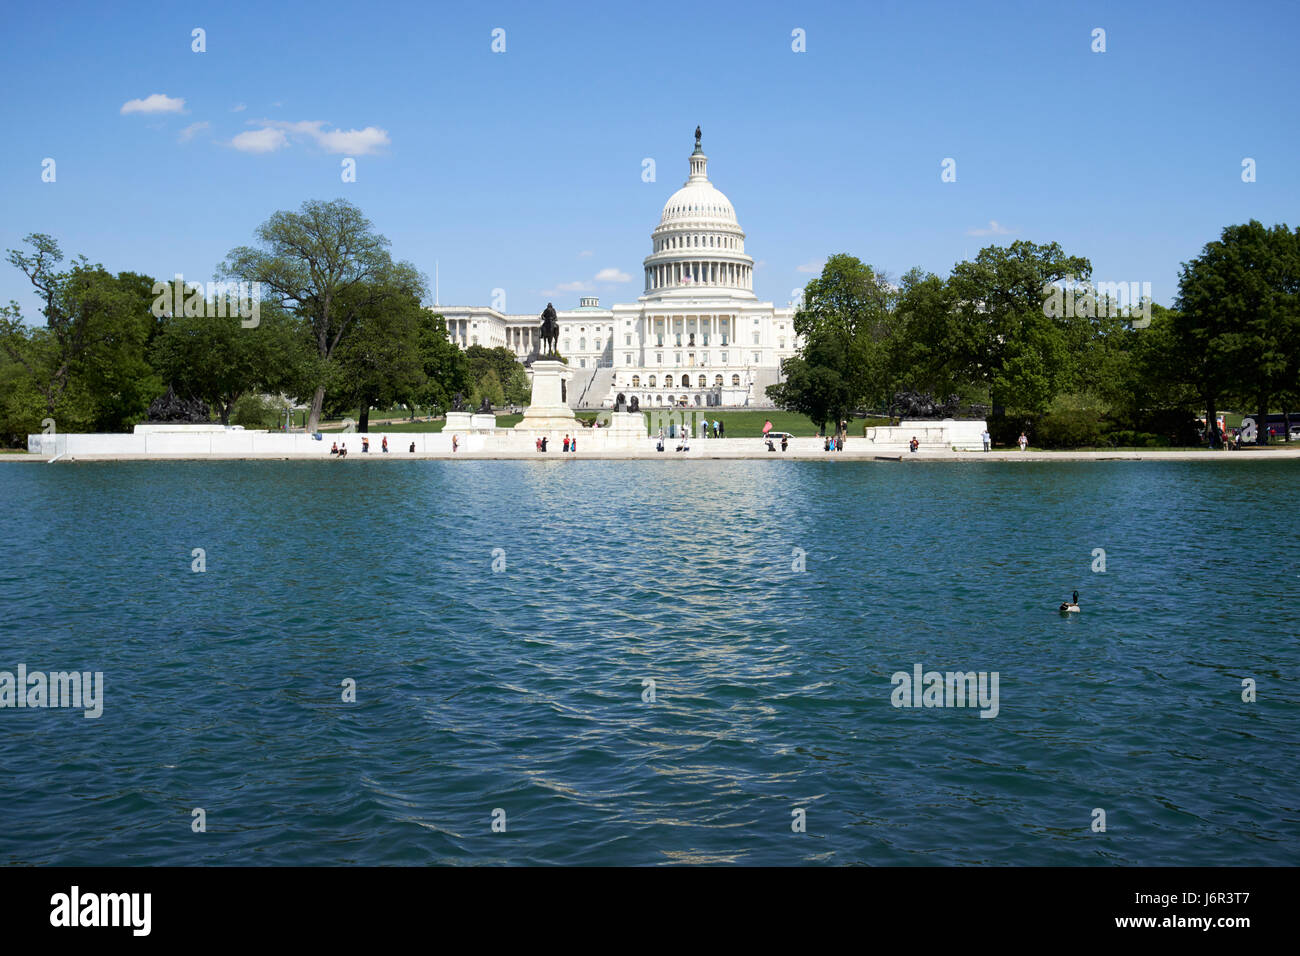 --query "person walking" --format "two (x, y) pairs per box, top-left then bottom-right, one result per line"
(452, 434), (459, 453)
(718, 420), (725, 439)
(571, 435), (577, 453)
(382, 435), (389, 453)
(1018, 432), (1028, 451)
(981, 429), (991, 452)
